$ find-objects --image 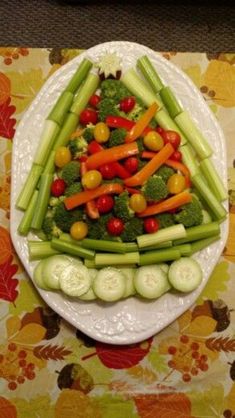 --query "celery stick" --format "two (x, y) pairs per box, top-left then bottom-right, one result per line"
(16, 163), (43, 210)
(190, 235), (220, 255)
(154, 109), (187, 145)
(160, 86), (183, 119)
(137, 55), (164, 93)
(200, 158), (227, 202)
(34, 120), (60, 166)
(173, 222), (220, 245)
(66, 58), (93, 94)
(42, 150), (55, 175)
(180, 144), (199, 177)
(192, 173), (227, 220)
(175, 111), (212, 159)
(139, 248), (181, 266)
(53, 112), (79, 150)
(173, 243), (192, 256)
(81, 239), (127, 253)
(31, 174), (53, 230)
(17, 190), (39, 236)
(121, 68), (162, 109)
(140, 240), (172, 252)
(28, 241), (59, 260)
(70, 73), (100, 116)
(95, 252), (139, 267)
(51, 238), (95, 259)
(48, 91), (74, 126)
(137, 224), (186, 249)
(125, 243), (139, 252)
